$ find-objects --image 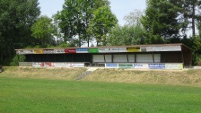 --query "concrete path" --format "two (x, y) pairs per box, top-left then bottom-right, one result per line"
(76, 67), (98, 80)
